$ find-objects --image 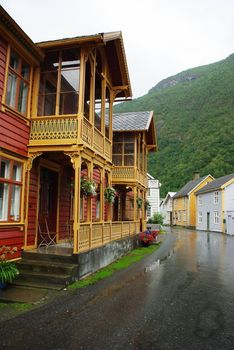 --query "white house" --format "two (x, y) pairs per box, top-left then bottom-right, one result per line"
(160, 192), (176, 225)
(195, 173), (234, 235)
(146, 174), (161, 219)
